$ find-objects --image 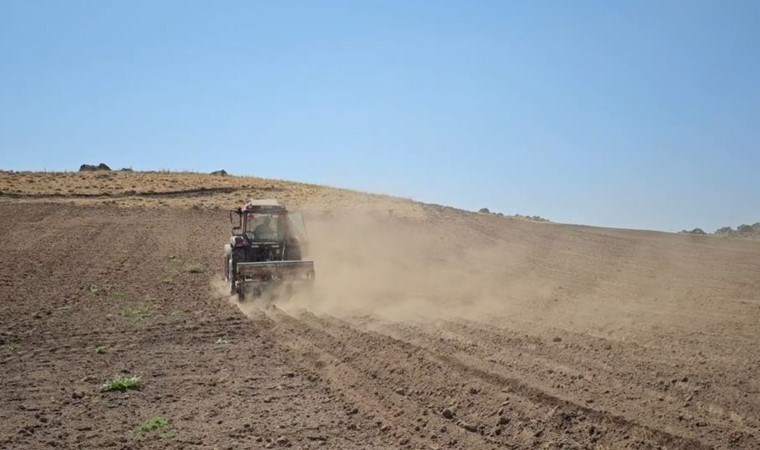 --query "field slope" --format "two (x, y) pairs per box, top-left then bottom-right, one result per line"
(1, 171), (759, 449)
